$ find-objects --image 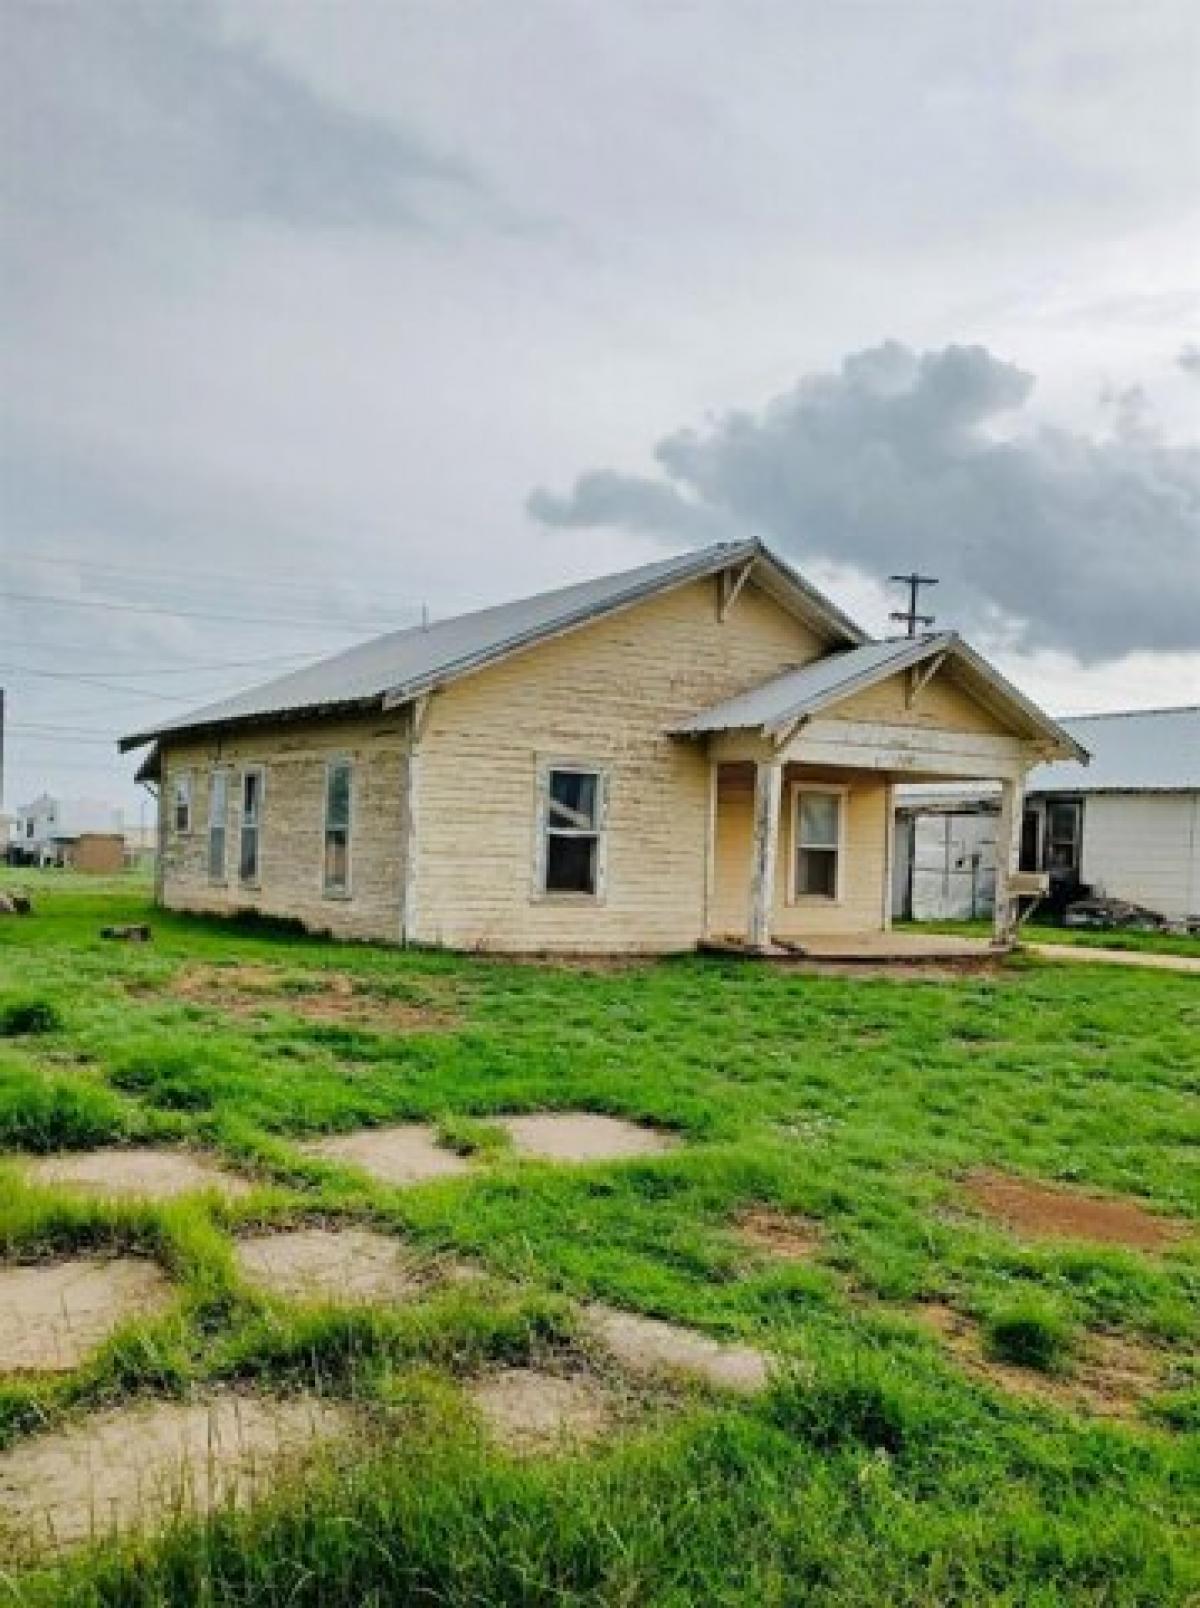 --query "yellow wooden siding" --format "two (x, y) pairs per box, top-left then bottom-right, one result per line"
(413, 577), (827, 952)
(832, 665), (1012, 734)
(710, 765), (889, 940)
(158, 711), (409, 941)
